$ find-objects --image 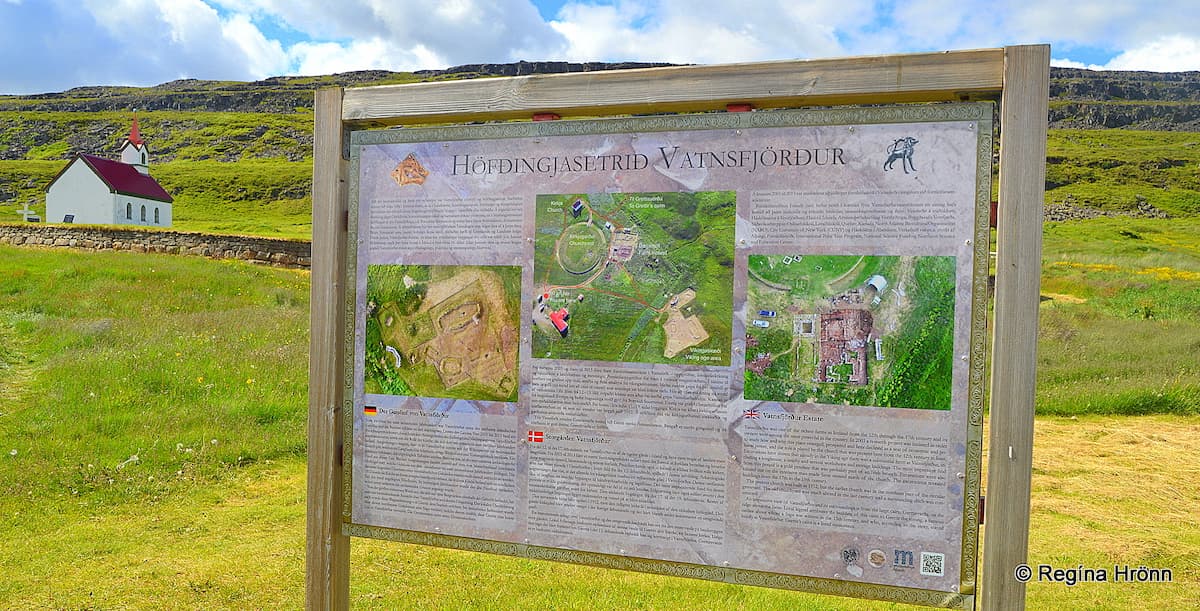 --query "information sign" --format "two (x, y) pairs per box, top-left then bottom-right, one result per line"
(345, 103), (991, 607)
